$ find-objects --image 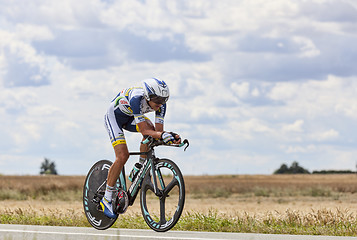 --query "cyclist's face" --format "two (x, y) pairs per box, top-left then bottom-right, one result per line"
(148, 100), (162, 111)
